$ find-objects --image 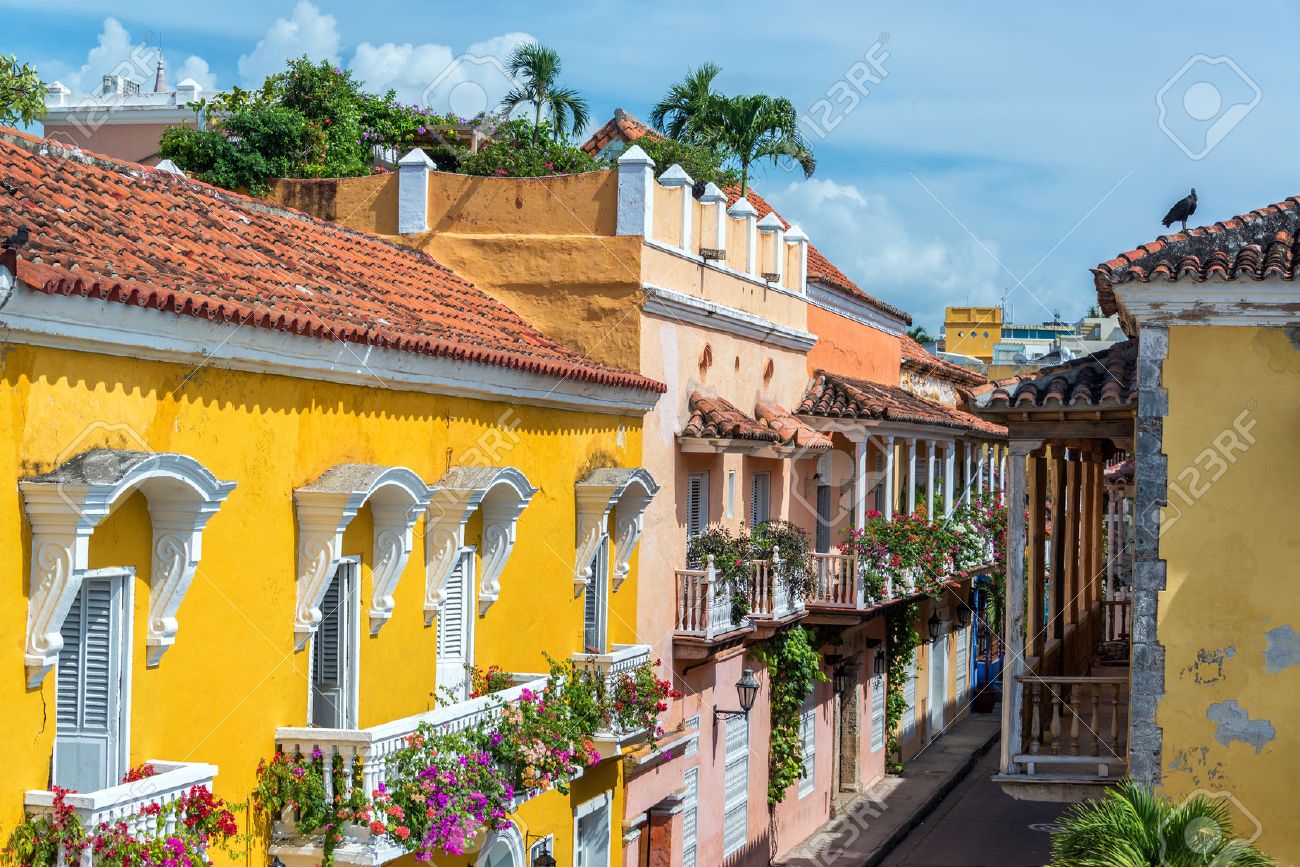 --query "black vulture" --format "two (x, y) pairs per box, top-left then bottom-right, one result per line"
(1162, 188), (1197, 232)
(2, 225), (29, 250)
